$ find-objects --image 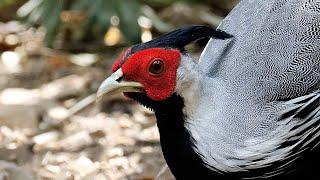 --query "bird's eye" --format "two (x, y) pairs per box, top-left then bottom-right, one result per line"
(149, 59), (164, 75)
